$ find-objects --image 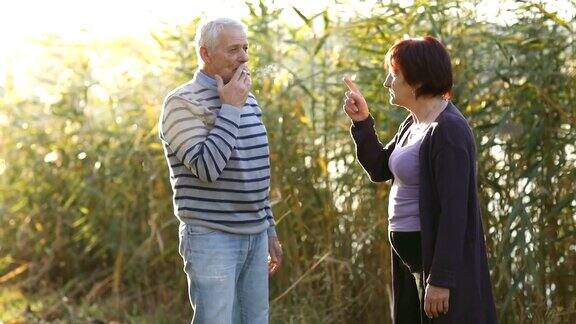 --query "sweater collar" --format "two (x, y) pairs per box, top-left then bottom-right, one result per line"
(195, 69), (217, 88)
